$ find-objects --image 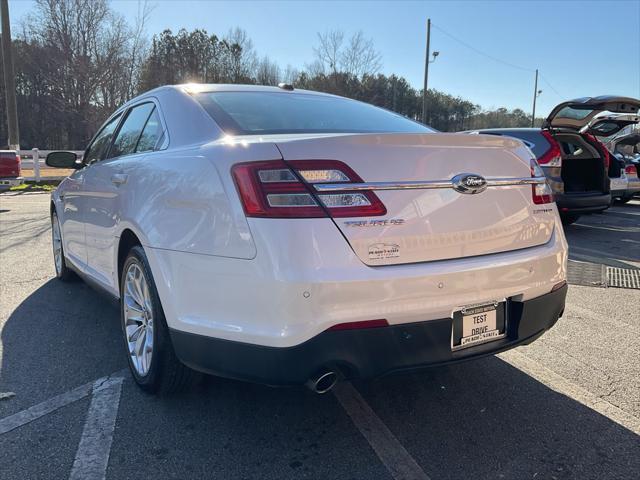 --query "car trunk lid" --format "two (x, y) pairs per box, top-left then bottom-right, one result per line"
(275, 133), (554, 266)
